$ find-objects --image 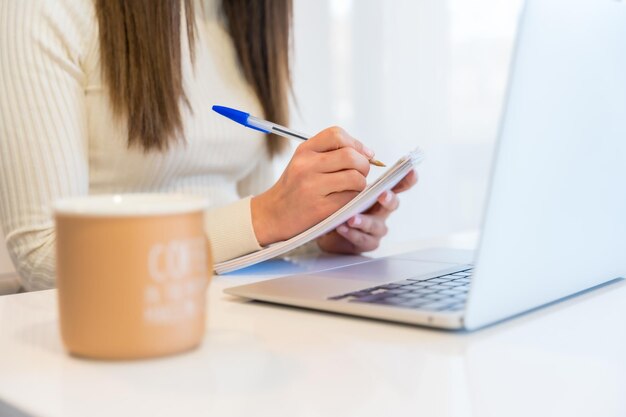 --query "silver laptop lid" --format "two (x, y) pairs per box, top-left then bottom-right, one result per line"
(465, 0), (626, 330)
